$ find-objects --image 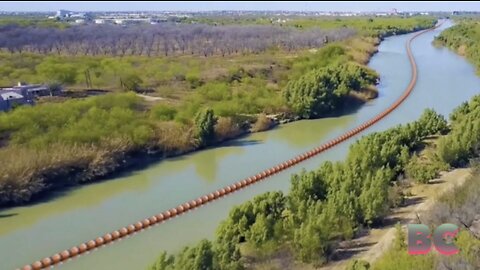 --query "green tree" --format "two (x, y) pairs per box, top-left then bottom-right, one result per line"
(150, 251), (174, 270)
(121, 73), (143, 92)
(194, 108), (217, 147)
(417, 108), (449, 136)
